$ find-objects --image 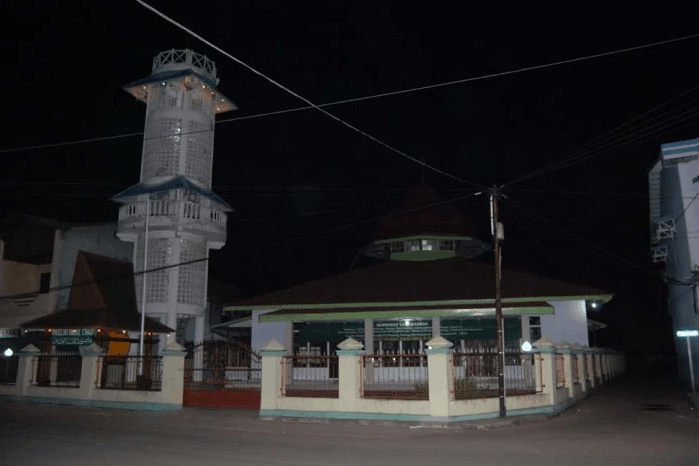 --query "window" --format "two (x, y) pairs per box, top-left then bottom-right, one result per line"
(440, 240), (454, 251)
(183, 190), (200, 204)
(421, 239), (436, 251)
(529, 316), (542, 342)
(390, 241), (404, 253)
(406, 240), (420, 251)
(39, 273), (51, 294)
